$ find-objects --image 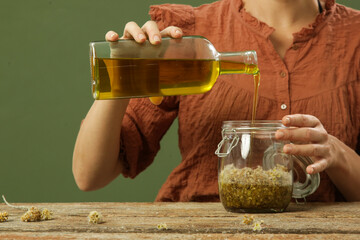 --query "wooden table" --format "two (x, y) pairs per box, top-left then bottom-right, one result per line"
(0, 202), (359, 239)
